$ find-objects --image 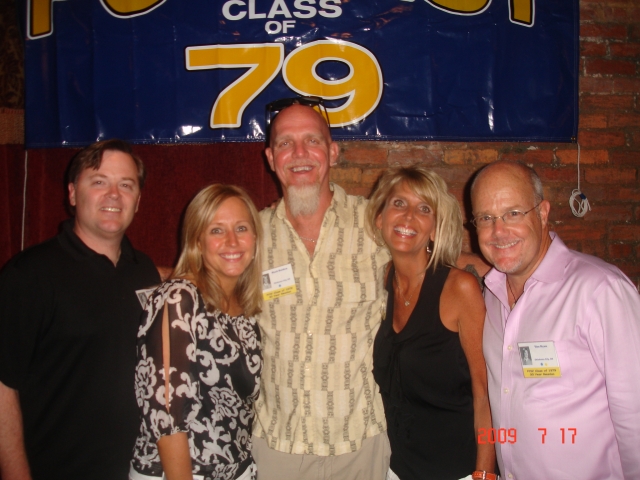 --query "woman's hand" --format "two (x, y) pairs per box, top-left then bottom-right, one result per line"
(157, 432), (193, 480)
